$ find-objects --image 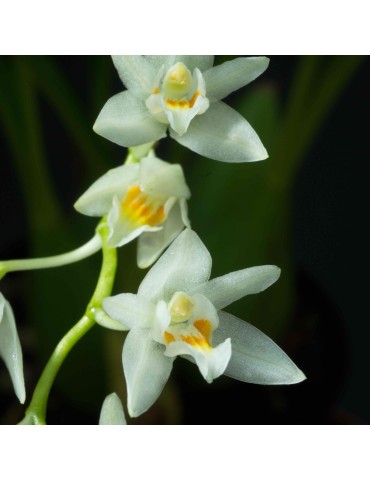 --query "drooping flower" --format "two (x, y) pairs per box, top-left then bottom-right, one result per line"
(99, 392), (127, 425)
(102, 229), (305, 418)
(0, 292), (25, 403)
(94, 55), (269, 163)
(74, 153), (190, 268)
